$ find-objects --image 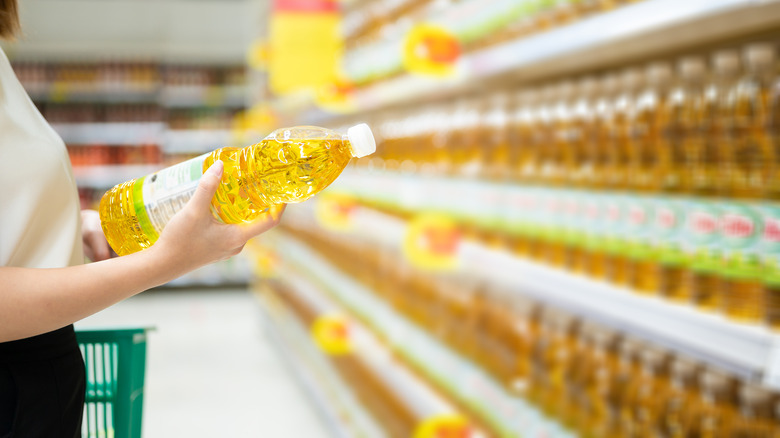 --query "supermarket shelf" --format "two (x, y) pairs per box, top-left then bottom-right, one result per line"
(27, 86), (247, 107)
(314, 0), (780, 120)
(72, 163), (161, 187)
(258, 288), (387, 438)
(270, 272), (480, 437)
(159, 85), (247, 108)
(52, 122), (165, 145)
(163, 129), (232, 154)
(273, 233), (574, 437)
(292, 195), (780, 387)
(27, 88), (159, 104)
